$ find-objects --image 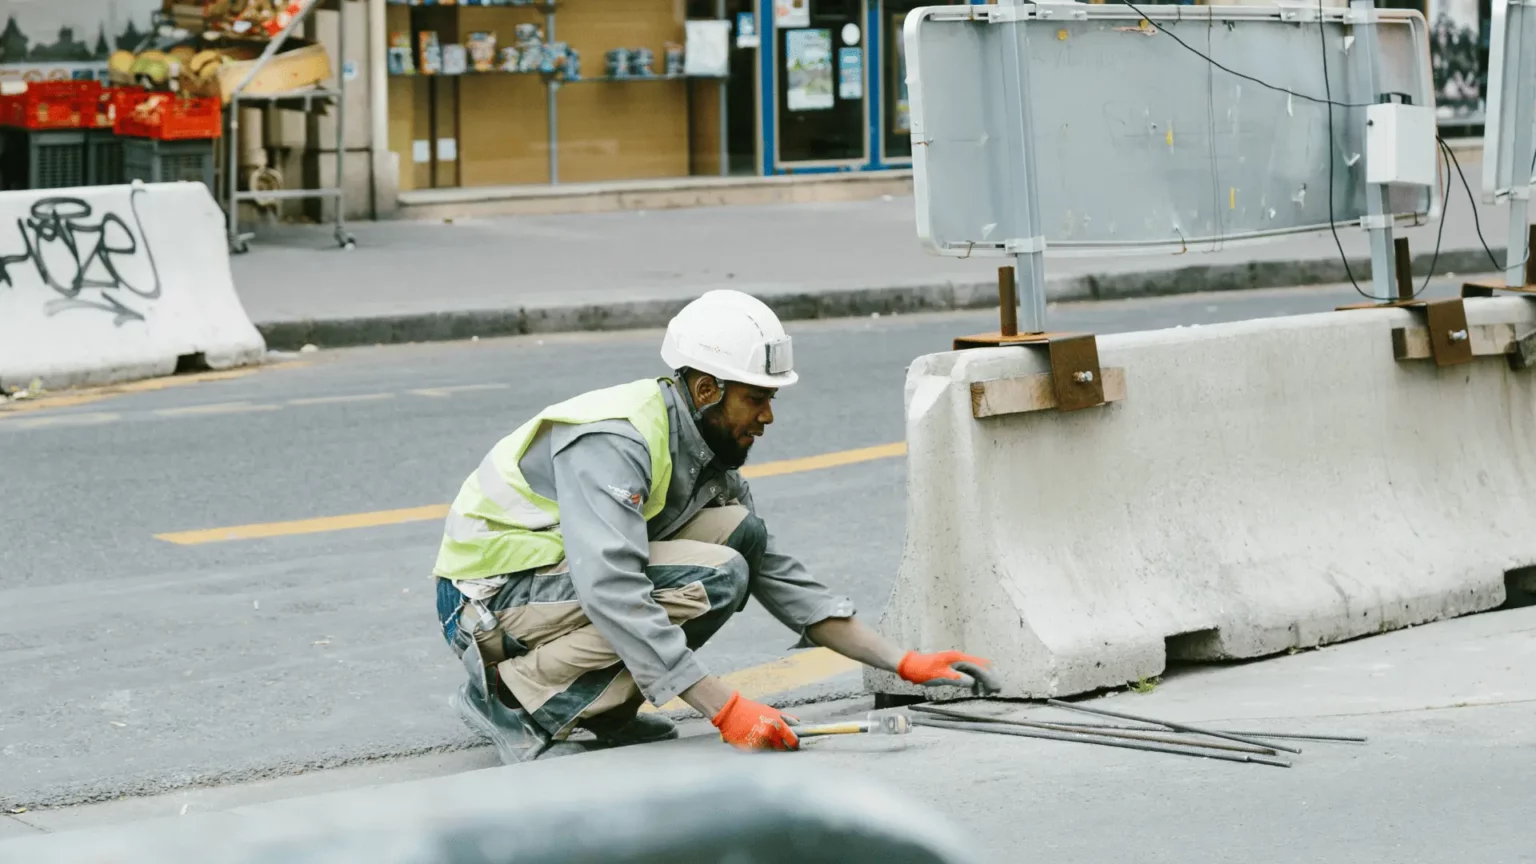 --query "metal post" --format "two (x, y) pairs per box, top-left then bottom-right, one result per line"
(1498, 0), (1534, 286)
(335, 0), (349, 246)
(997, 0), (1048, 333)
(1527, 223), (1536, 286)
(227, 93), (241, 250)
(1394, 237), (1413, 300)
(718, 0), (729, 177)
(997, 265), (1018, 336)
(1348, 0), (1397, 300)
(1510, 194), (1531, 286)
(547, 6), (559, 184)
